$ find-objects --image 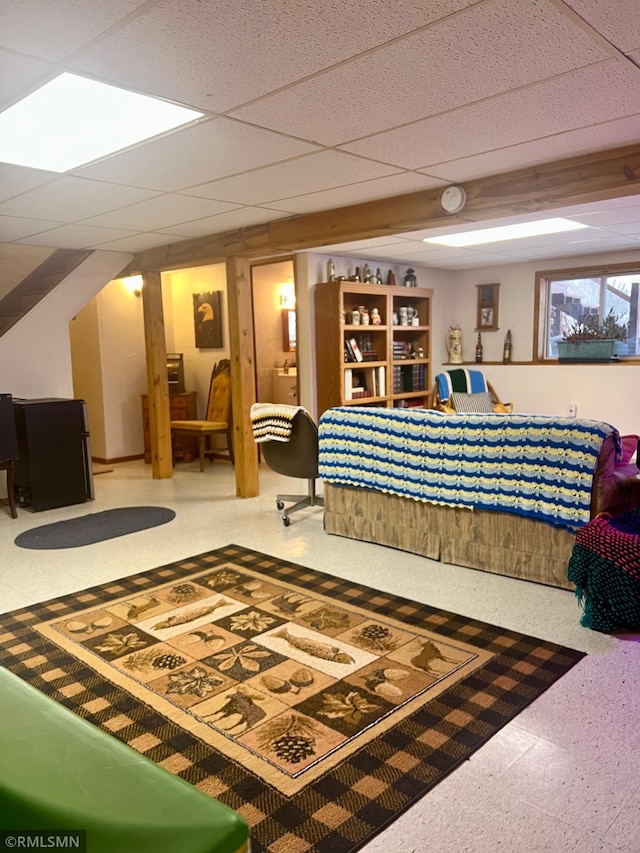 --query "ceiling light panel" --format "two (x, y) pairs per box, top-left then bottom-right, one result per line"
(423, 217), (589, 247)
(0, 73), (203, 172)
